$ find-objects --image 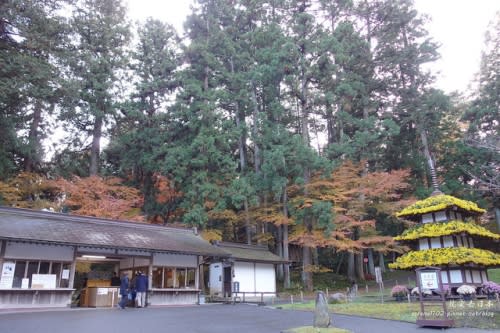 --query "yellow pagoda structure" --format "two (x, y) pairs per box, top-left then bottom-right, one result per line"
(389, 192), (500, 293)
